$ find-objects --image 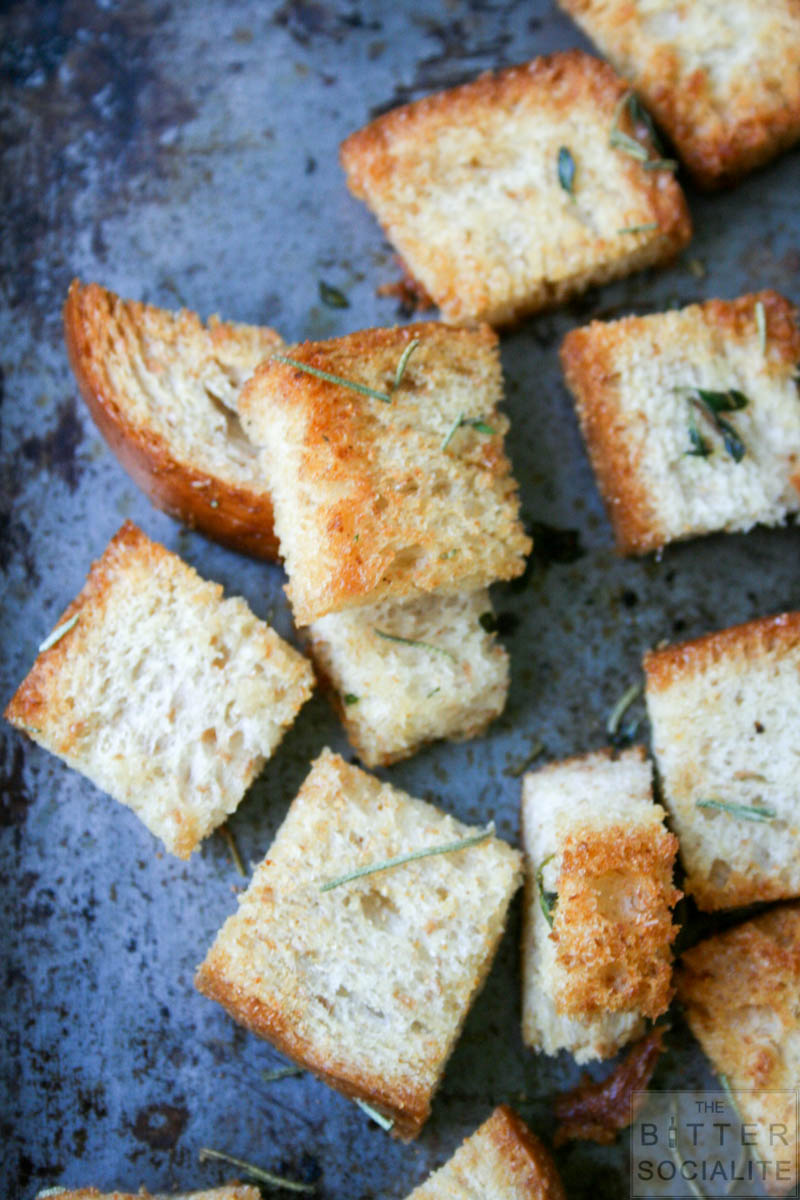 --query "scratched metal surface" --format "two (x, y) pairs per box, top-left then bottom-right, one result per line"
(2, 1), (799, 1196)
